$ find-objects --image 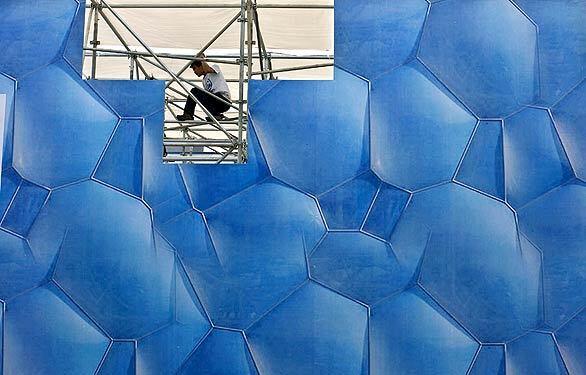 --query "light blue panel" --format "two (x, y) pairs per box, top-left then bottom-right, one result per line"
(95, 119), (143, 197)
(29, 181), (174, 339)
(0, 229), (47, 300)
(0, 94), (5, 178)
(179, 329), (258, 375)
(251, 68), (369, 195)
(13, 61), (117, 188)
(556, 309), (586, 375)
(456, 121), (505, 200)
(247, 282), (368, 375)
(0, 168), (20, 218)
(0, 0), (77, 78)
(419, 0), (538, 117)
(371, 62), (476, 191)
(335, 0), (428, 80)
(180, 123), (269, 210)
(318, 171), (379, 229)
(363, 183), (410, 241)
(370, 288), (478, 375)
(469, 346), (505, 375)
(136, 262), (210, 375)
(310, 232), (411, 304)
(247, 79), (280, 107)
(515, 0), (586, 105)
(410, 183), (541, 342)
(552, 81), (586, 179)
(0, 74), (15, 170)
(3, 283), (109, 374)
(90, 80), (165, 118)
(63, 0), (86, 75)
(200, 180), (325, 328)
(98, 342), (136, 375)
(1, 180), (49, 236)
(506, 332), (568, 375)
(518, 182), (586, 329)
(504, 108), (573, 208)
